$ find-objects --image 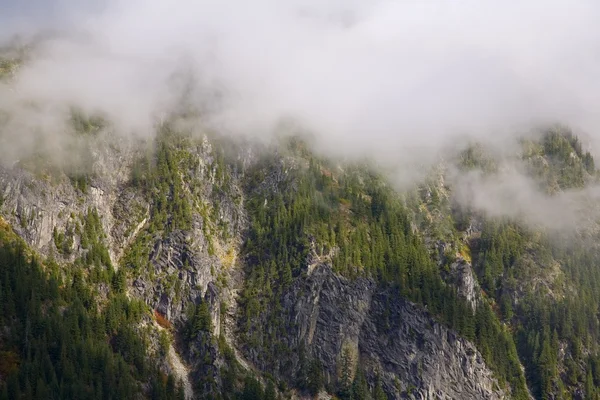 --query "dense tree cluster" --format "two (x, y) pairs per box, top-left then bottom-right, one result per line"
(131, 128), (194, 234)
(522, 127), (596, 192)
(472, 130), (600, 399)
(238, 144), (528, 398)
(4, 126), (600, 399)
(476, 219), (600, 399)
(0, 220), (184, 399)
